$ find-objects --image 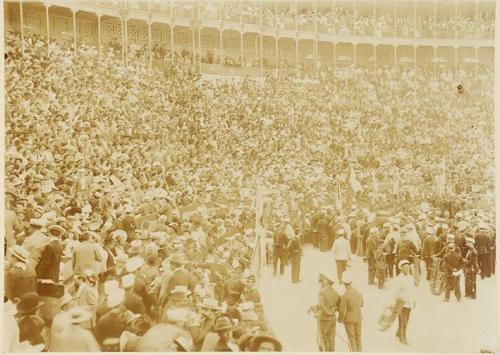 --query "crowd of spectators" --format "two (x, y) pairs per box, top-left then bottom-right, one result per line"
(195, 1), (495, 39)
(3, 25), (494, 353)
